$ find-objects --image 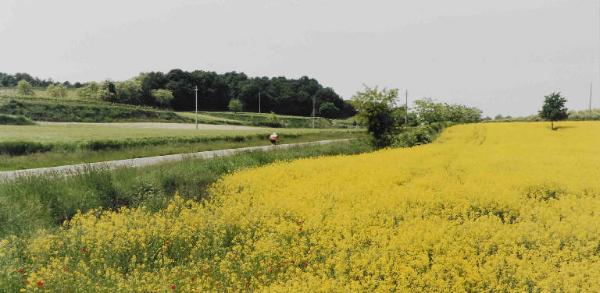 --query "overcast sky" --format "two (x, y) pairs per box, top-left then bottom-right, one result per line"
(0, 0), (598, 116)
